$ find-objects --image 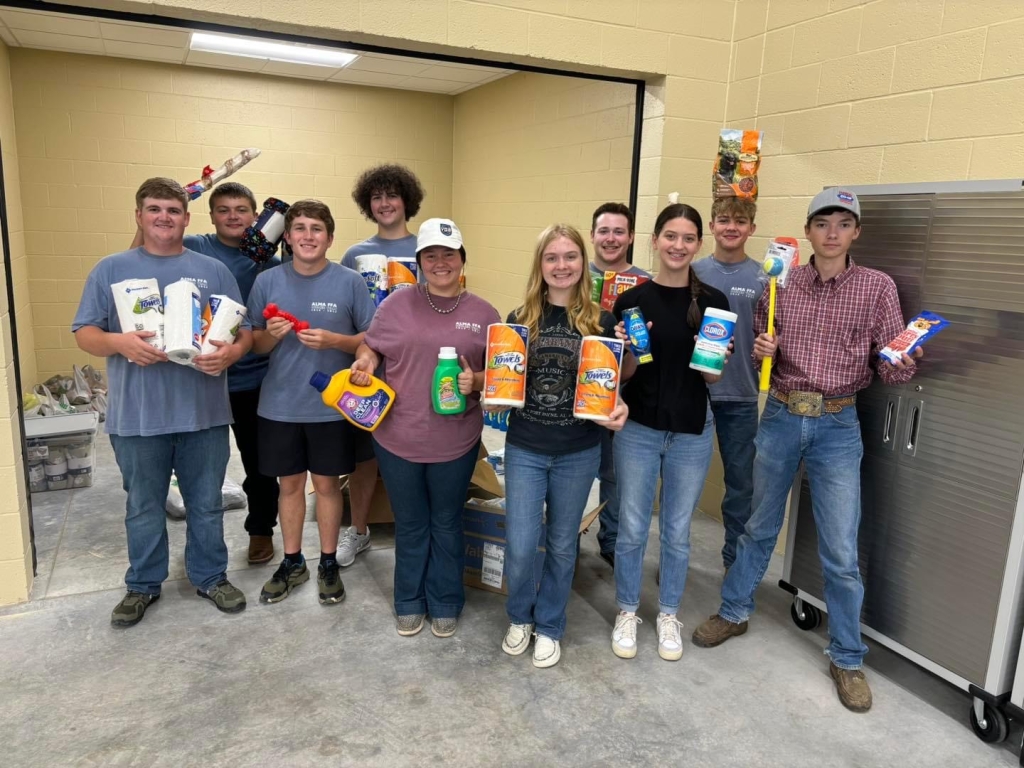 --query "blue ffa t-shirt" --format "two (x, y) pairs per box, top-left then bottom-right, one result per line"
(72, 247), (250, 437)
(183, 233), (279, 393)
(247, 262), (376, 423)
